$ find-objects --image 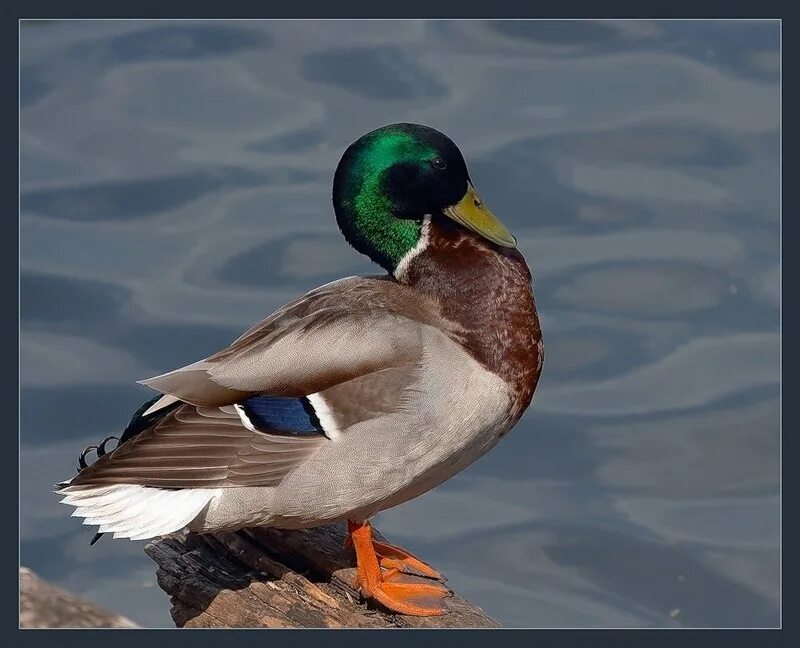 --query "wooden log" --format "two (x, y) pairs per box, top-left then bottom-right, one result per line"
(144, 521), (500, 628)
